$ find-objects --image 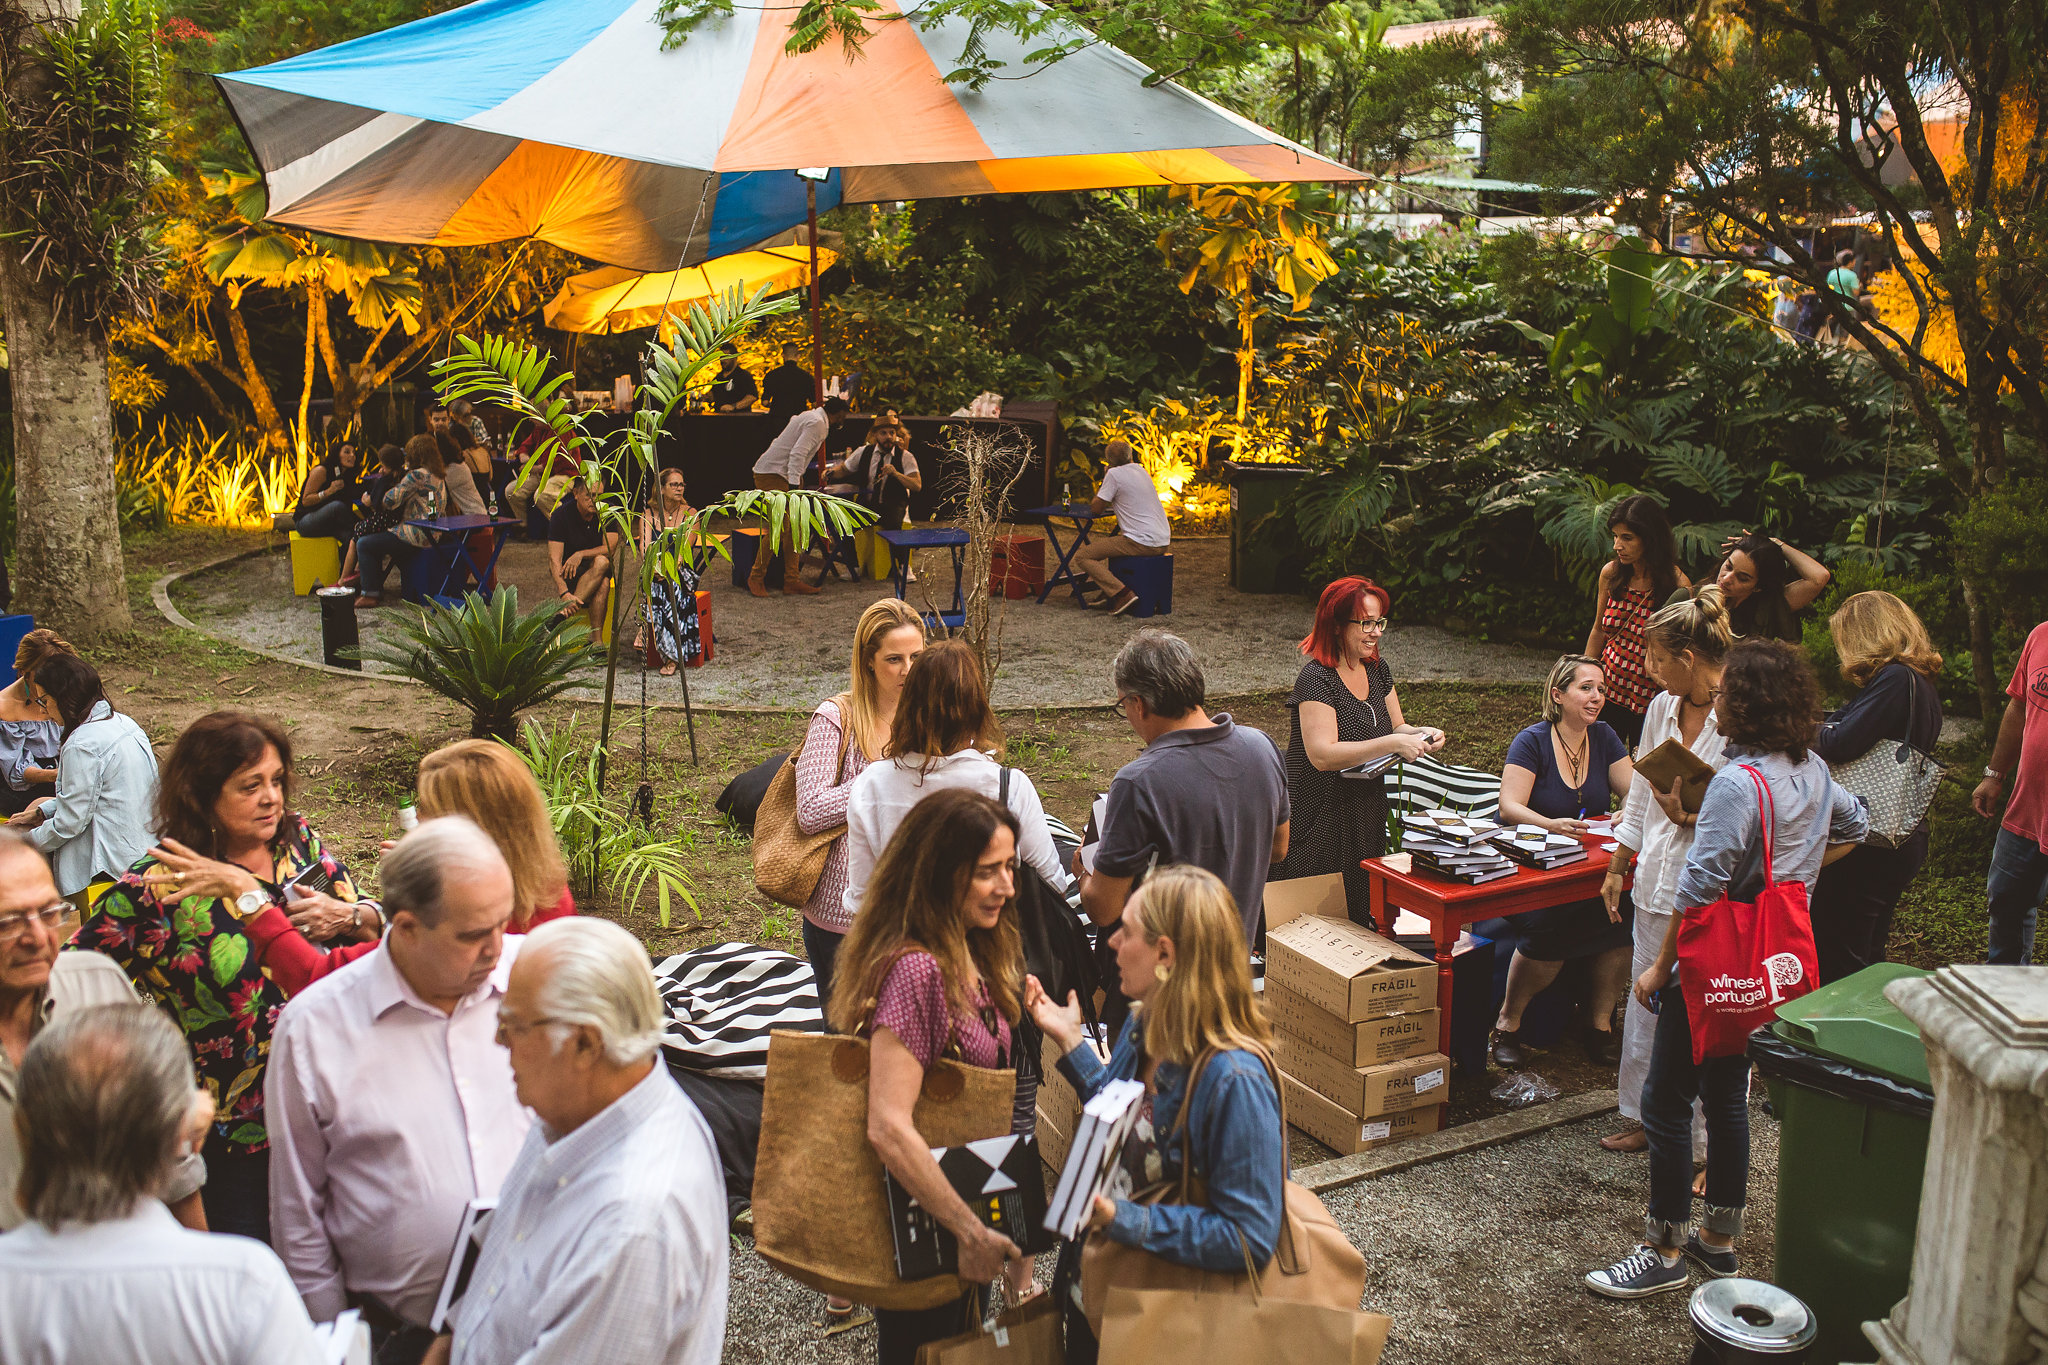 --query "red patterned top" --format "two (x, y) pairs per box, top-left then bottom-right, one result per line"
(869, 950), (1010, 1070)
(1599, 586), (1658, 715)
